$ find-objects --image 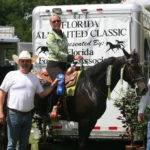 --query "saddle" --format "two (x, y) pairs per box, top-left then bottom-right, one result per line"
(65, 66), (78, 88)
(33, 71), (52, 86)
(34, 67), (78, 88)
(34, 67), (80, 121)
